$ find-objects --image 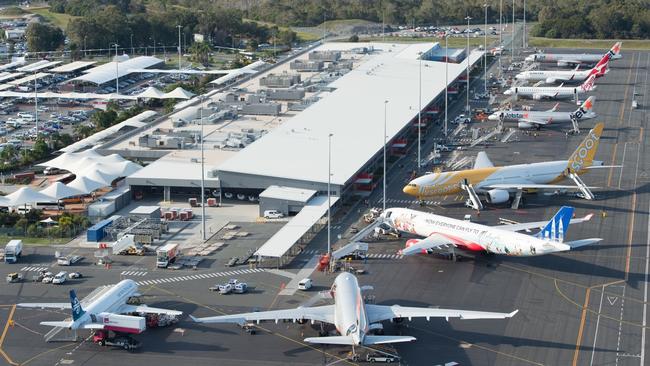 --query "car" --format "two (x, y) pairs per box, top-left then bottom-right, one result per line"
(41, 272), (55, 283)
(43, 167), (61, 175)
(93, 331), (141, 351)
(233, 283), (248, 294)
(226, 257), (238, 267)
(68, 272), (83, 279)
(298, 278), (312, 290)
(52, 271), (67, 284)
(341, 251), (367, 260)
(263, 210), (284, 219)
(218, 283), (233, 294)
(366, 353), (399, 363)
